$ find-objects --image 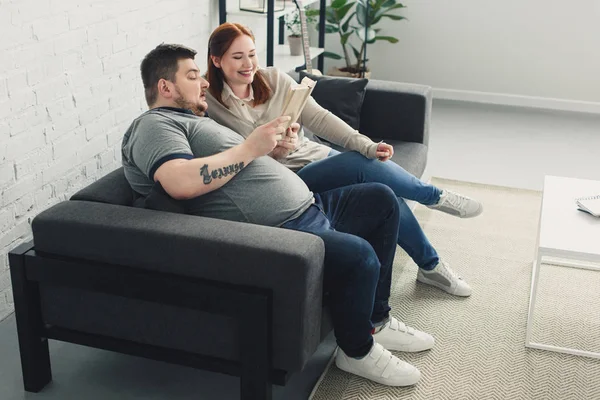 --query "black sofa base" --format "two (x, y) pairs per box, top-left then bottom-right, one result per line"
(9, 241), (289, 400)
